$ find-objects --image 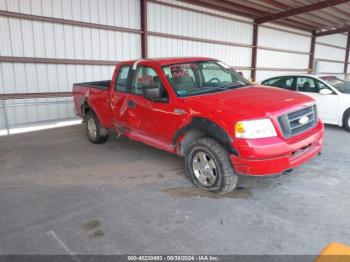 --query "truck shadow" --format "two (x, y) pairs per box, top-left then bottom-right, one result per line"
(161, 186), (253, 199)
